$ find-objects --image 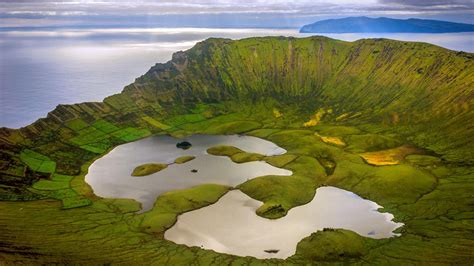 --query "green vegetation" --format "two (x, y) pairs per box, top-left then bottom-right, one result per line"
(359, 145), (421, 165)
(29, 173), (92, 209)
(230, 152), (265, 163)
(291, 229), (377, 262)
(264, 154), (298, 168)
(204, 121), (261, 135)
(131, 163), (168, 176)
(239, 174), (317, 219)
(0, 36), (472, 263)
(405, 154), (442, 166)
(20, 149), (56, 173)
(207, 145), (266, 163)
(238, 155), (327, 219)
(174, 156), (196, 164)
(207, 145), (243, 157)
(345, 134), (402, 153)
(138, 184), (231, 234)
